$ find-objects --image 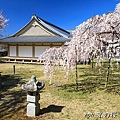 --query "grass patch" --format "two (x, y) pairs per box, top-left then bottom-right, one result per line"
(0, 62), (120, 120)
